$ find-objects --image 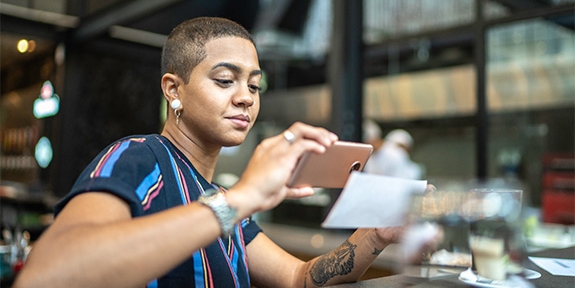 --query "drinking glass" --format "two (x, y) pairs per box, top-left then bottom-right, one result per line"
(461, 188), (524, 281)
